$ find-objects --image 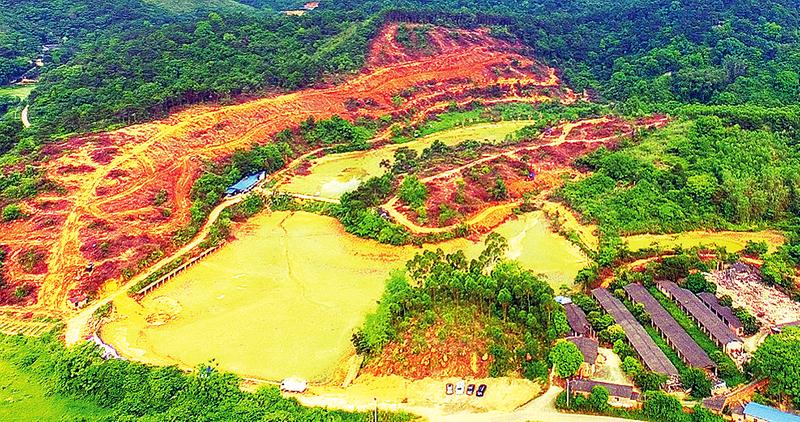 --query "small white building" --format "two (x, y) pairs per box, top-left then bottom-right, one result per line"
(280, 378), (308, 393)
